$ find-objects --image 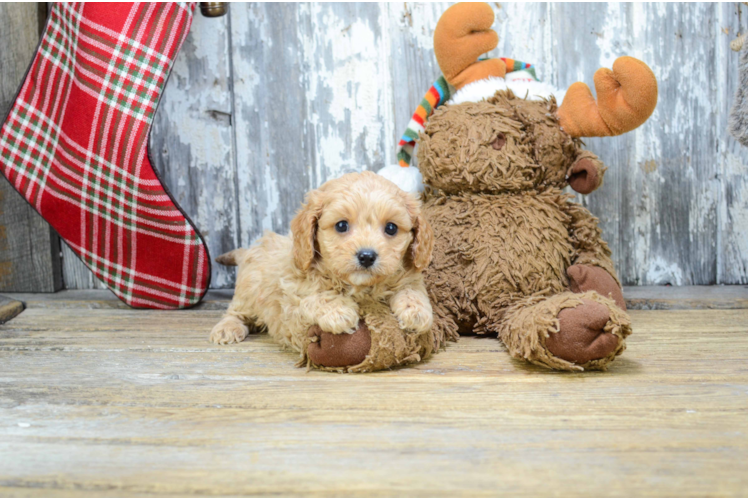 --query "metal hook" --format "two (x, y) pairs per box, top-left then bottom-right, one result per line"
(199, 2), (228, 18)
